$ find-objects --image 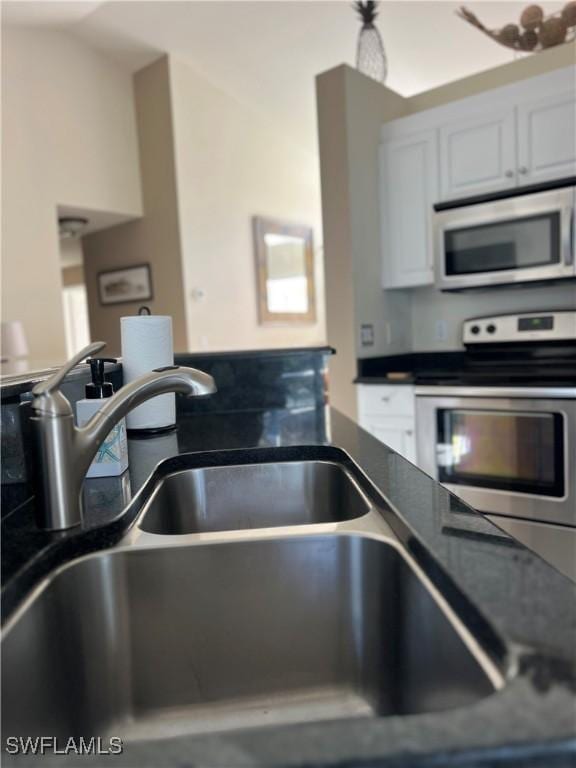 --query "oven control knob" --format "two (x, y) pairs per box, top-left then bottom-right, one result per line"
(470, 325), (480, 335)
(486, 324), (496, 334)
